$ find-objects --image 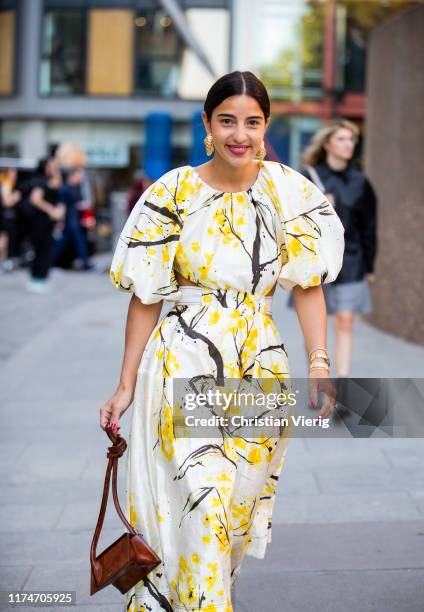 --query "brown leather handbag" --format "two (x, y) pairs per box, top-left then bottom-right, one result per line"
(90, 427), (161, 595)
